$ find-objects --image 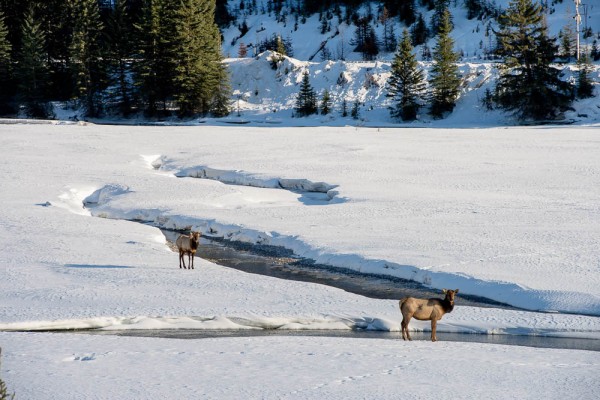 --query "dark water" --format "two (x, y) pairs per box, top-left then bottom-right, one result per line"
(98, 229), (597, 352)
(162, 229), (511, 309)
(81, 329), (600, 352)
